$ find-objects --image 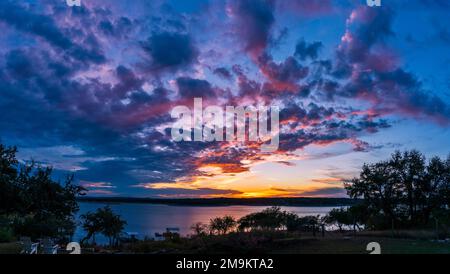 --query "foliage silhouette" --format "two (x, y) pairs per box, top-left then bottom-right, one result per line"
(0, 144), (86, 240)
